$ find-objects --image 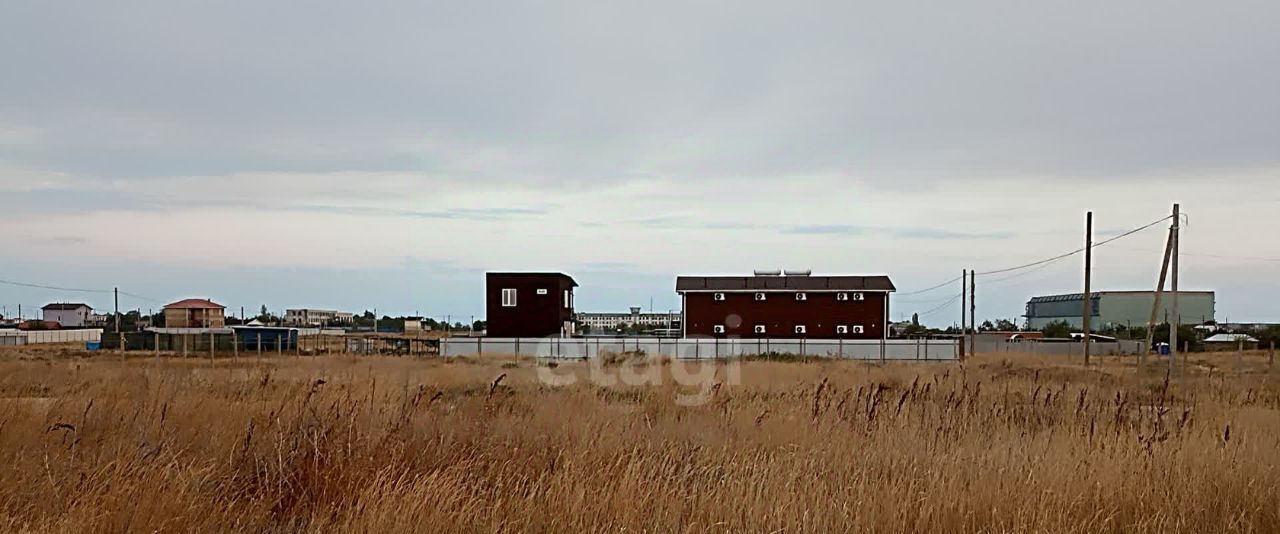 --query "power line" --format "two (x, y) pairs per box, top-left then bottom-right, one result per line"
(0, 278), (110, 294)
(975, 214), (1172, 276)
(916, 293), (963, 317)
(896, 275), (964, 297)
(0, 277), (163, 304)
